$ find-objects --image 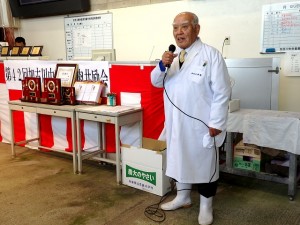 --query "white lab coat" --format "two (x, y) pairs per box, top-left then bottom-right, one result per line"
(151, 39), (231, 183)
